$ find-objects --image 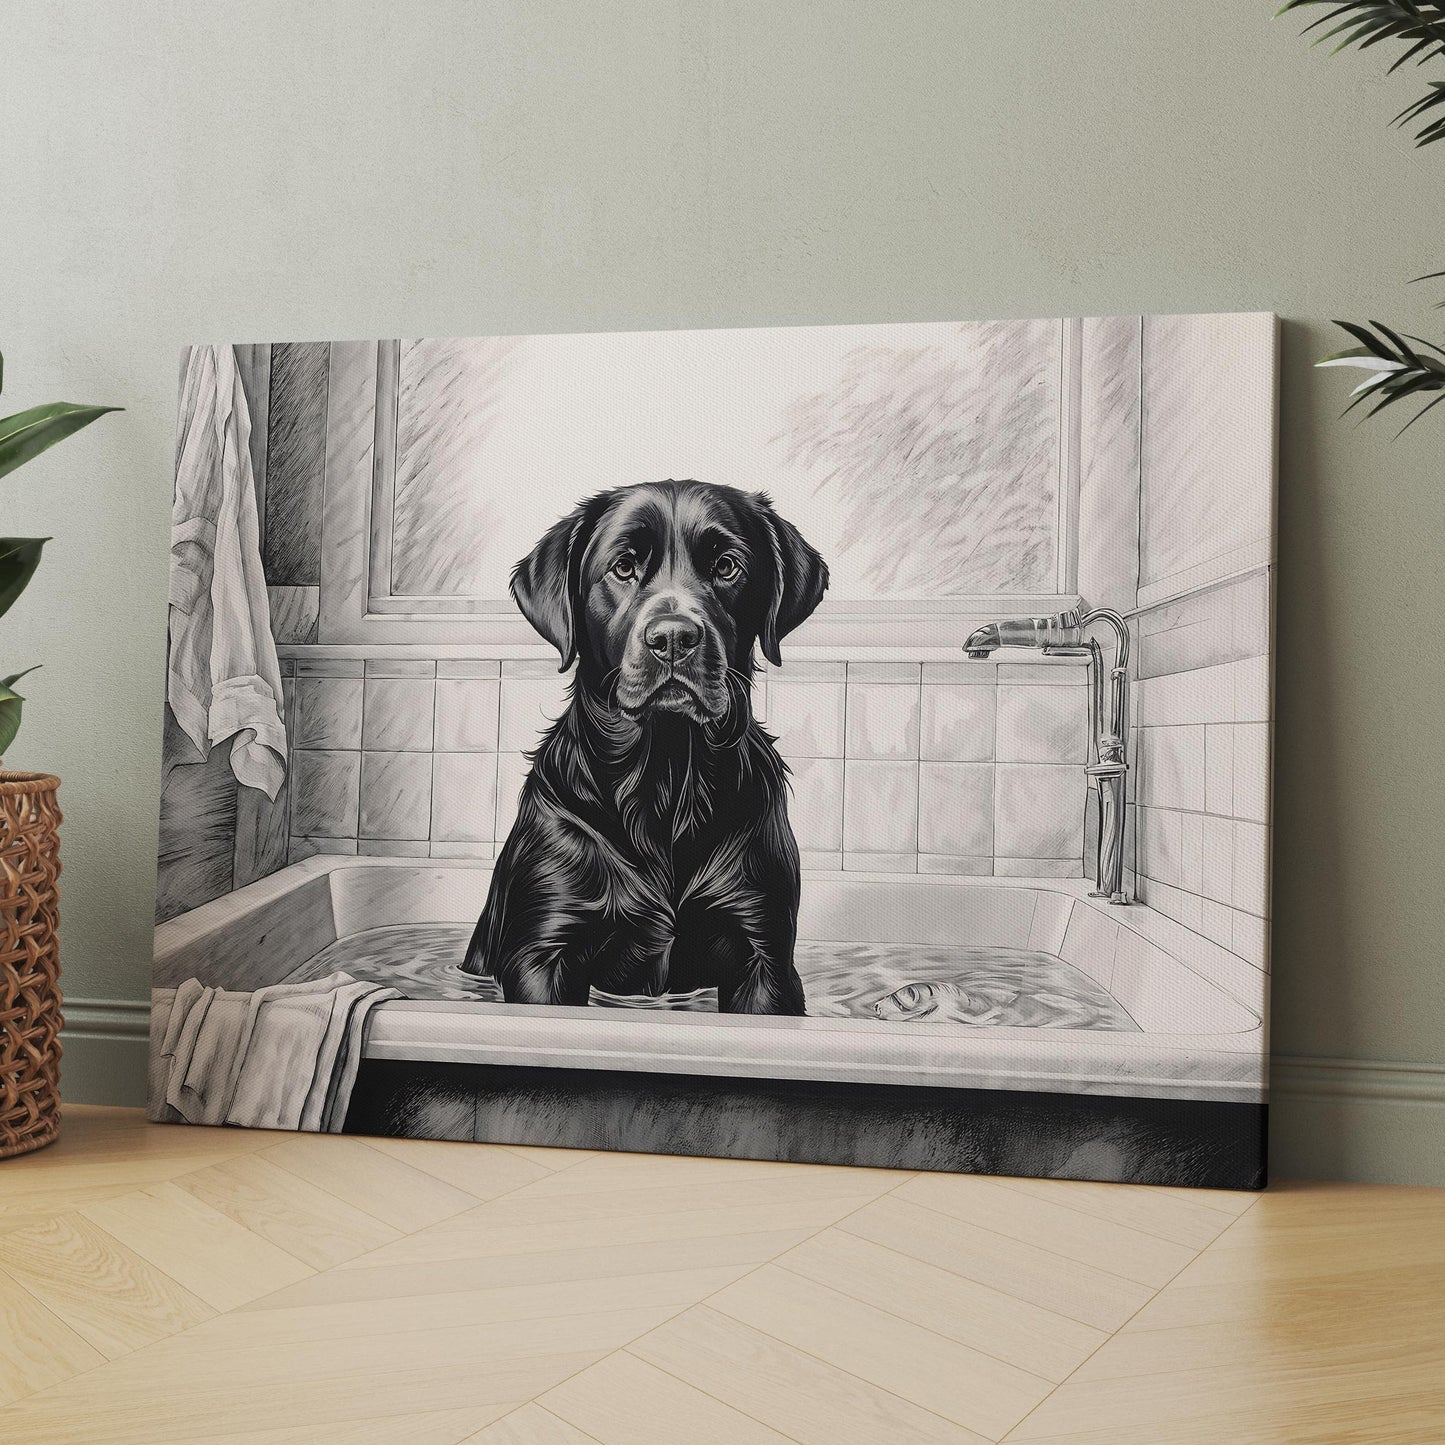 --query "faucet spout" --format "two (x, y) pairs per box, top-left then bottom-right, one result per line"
(962, 622), (1001, 659)
(962, 609), (1083, 659)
